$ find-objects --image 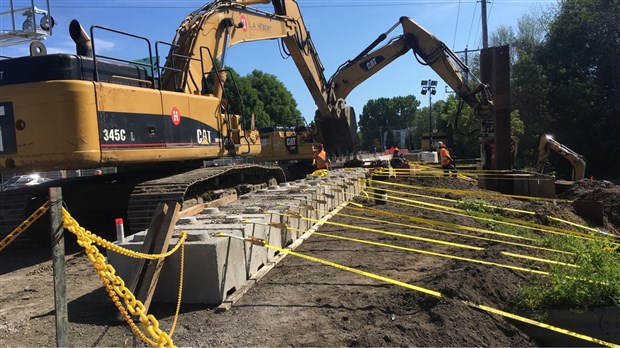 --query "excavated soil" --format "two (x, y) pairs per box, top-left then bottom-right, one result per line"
(1, 176), (619, 347)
